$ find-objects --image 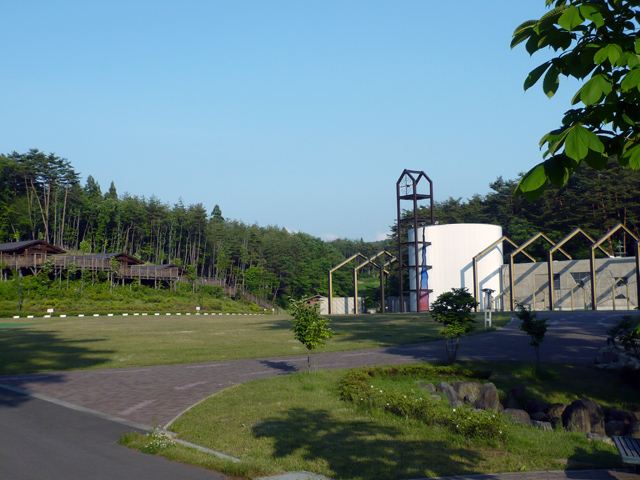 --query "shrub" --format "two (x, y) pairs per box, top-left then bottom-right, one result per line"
(289, 297), (334, 375)
(515, 303), (548, 367)
(430, 288), (478, 363)
(340, 365), (506, 440)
